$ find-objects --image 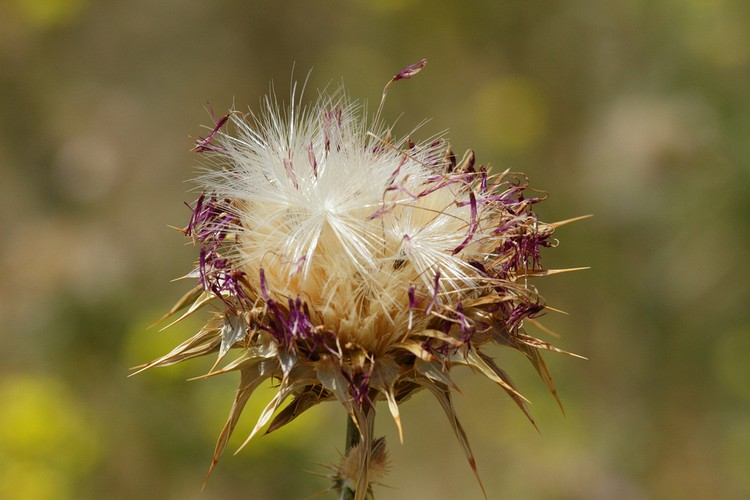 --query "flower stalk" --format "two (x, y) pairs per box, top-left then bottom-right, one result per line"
(339, 410), (376, 500)
(341, 416), (360, 500)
